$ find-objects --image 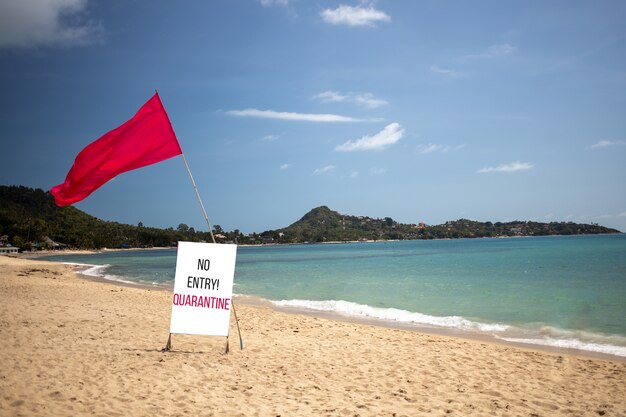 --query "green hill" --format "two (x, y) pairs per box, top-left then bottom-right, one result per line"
(274, 205), (412, 242)
(0, 185), (210, 250)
